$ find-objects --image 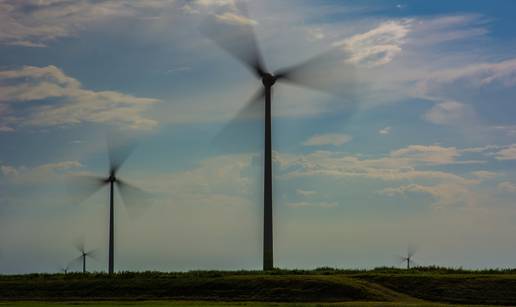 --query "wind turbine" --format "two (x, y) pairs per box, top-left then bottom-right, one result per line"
(399, 246), (417, 270)
(69, 140), (150, 274)
(72, 241), (97, 274)
(202, 3), (356, 270)
(59, 265), (69, 274)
